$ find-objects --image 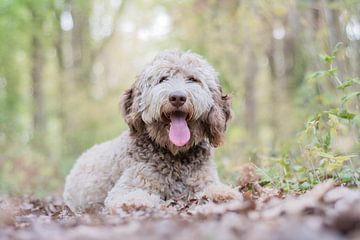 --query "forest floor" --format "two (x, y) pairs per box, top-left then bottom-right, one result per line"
(0, 180), (359, 240)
